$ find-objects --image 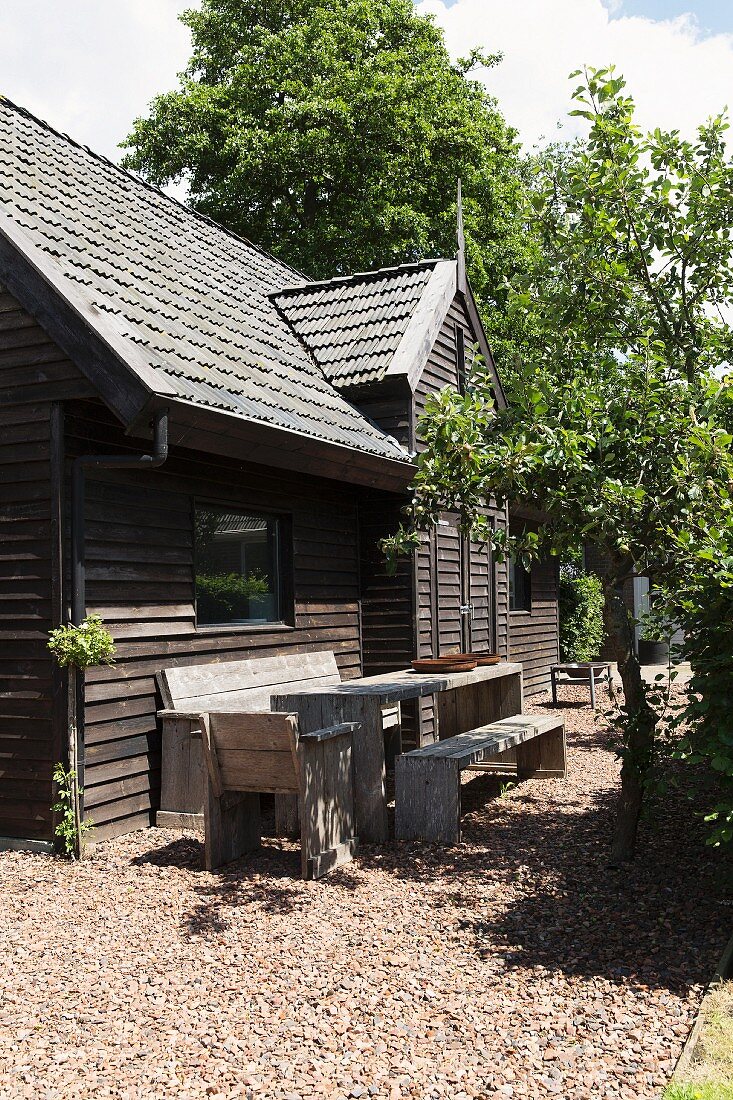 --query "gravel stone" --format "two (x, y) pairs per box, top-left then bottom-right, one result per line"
(0, 688), (727, 1099)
